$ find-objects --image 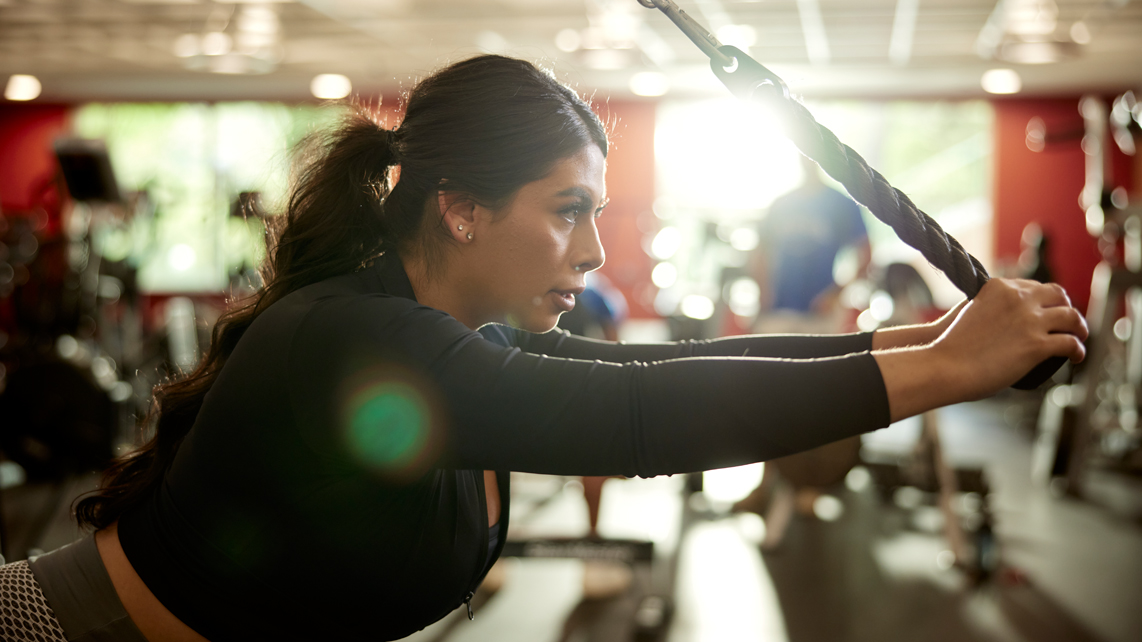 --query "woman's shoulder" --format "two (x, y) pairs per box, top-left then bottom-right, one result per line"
(261, 270), (427, 328)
